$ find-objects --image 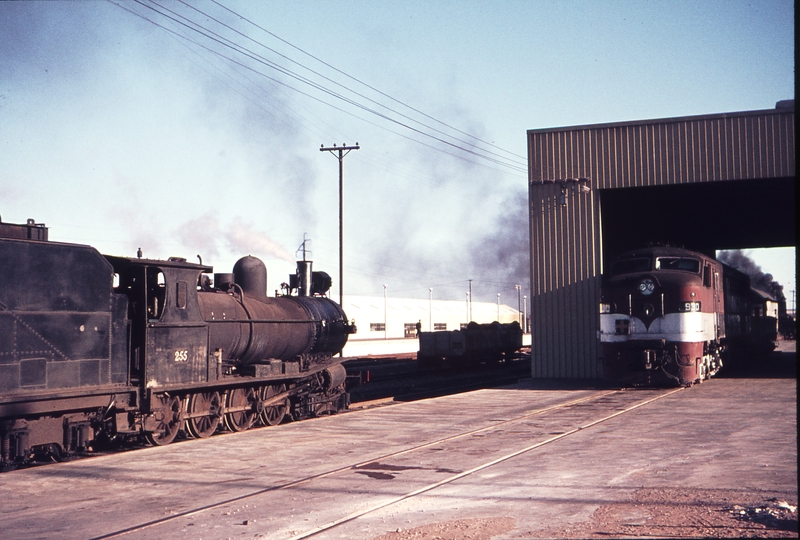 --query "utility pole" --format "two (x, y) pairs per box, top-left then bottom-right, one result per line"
(320, 143), (359, 308)
(523, 295), (528, 333)
(383, 284), (388, 339)
(428, 288), (433, 331)
(468, 279), (473, 322)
